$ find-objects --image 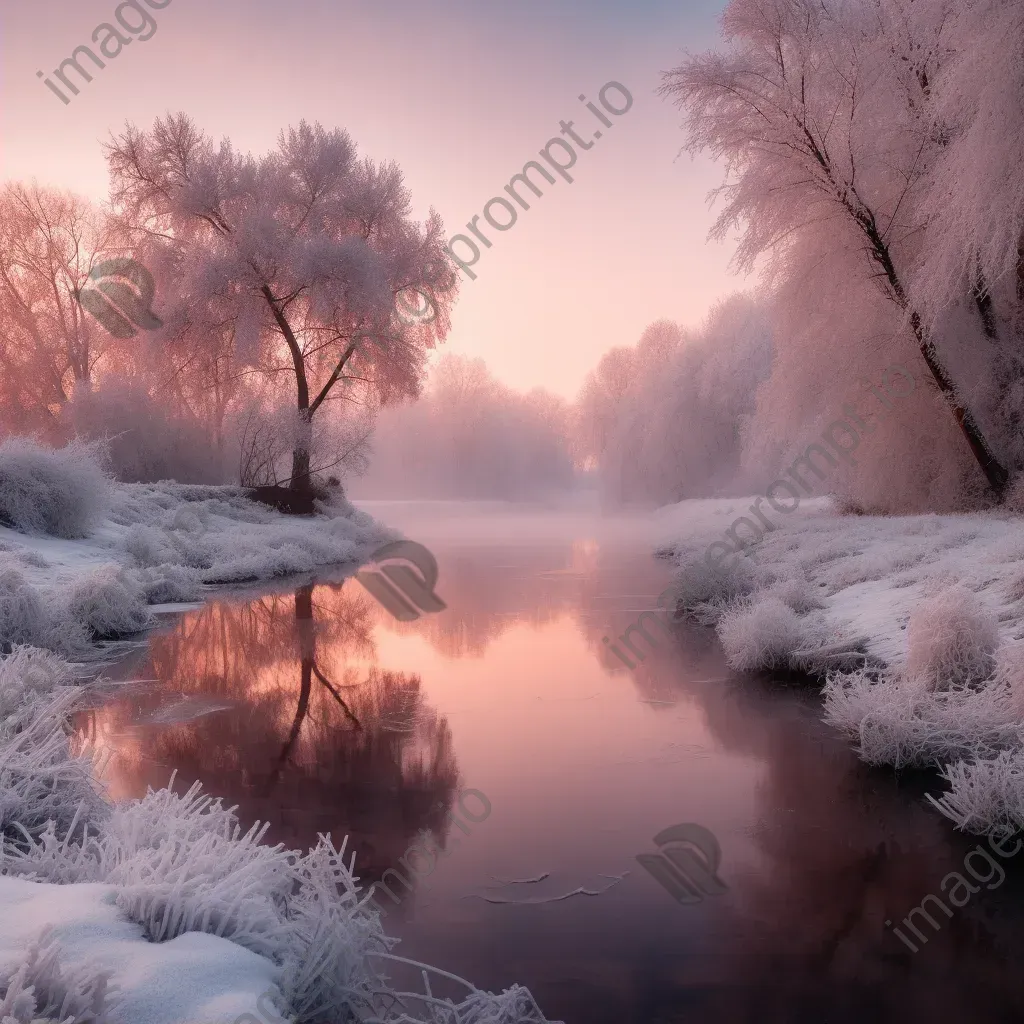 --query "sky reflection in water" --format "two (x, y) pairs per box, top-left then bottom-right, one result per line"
(82, 505), (1024, 1024)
